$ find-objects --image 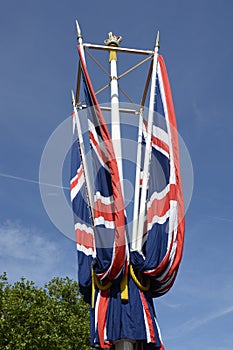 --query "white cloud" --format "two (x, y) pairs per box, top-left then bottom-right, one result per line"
(0, 220), (57, 262)
(0, 220), (76, 285)
(166, 305), (233, 340)
(206, 215), (233, 224)
(159, 300), (182, 309)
